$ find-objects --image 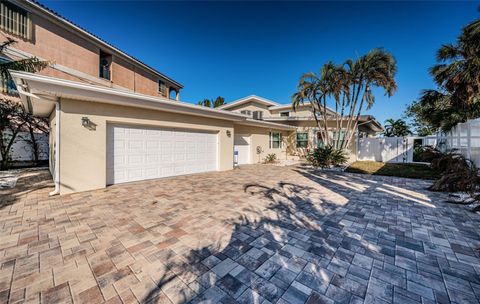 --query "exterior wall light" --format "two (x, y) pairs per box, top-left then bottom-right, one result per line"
(81, 117), (97, 130)
(226, 130), (231, 137)
(81, 117), (90, 127)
